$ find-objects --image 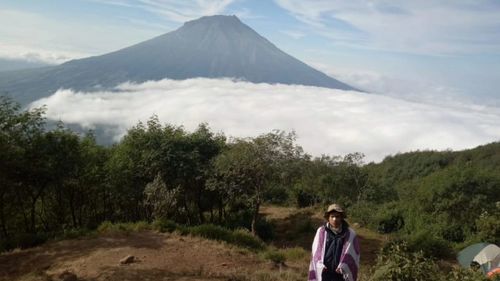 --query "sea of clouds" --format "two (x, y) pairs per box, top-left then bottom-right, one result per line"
(29, 78), (500, 162)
